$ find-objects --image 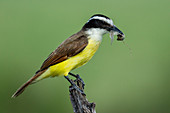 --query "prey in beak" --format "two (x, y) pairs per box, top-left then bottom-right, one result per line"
(109, 25), (125, 44)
